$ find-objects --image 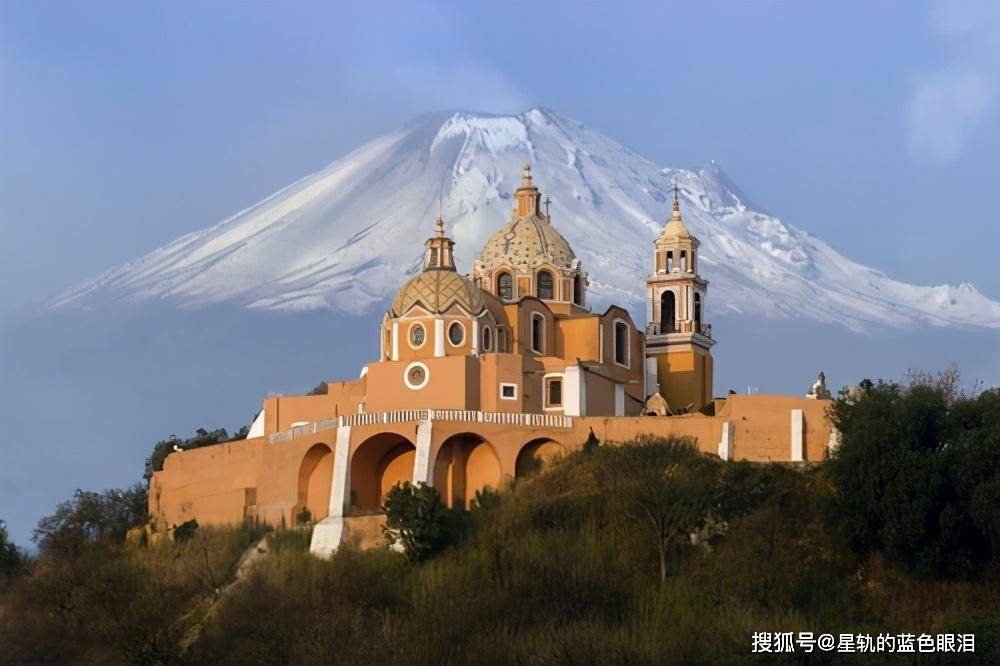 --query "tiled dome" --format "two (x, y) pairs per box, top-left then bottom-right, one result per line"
(479, 213), (577, 273)
(391, 269), (485, 316)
